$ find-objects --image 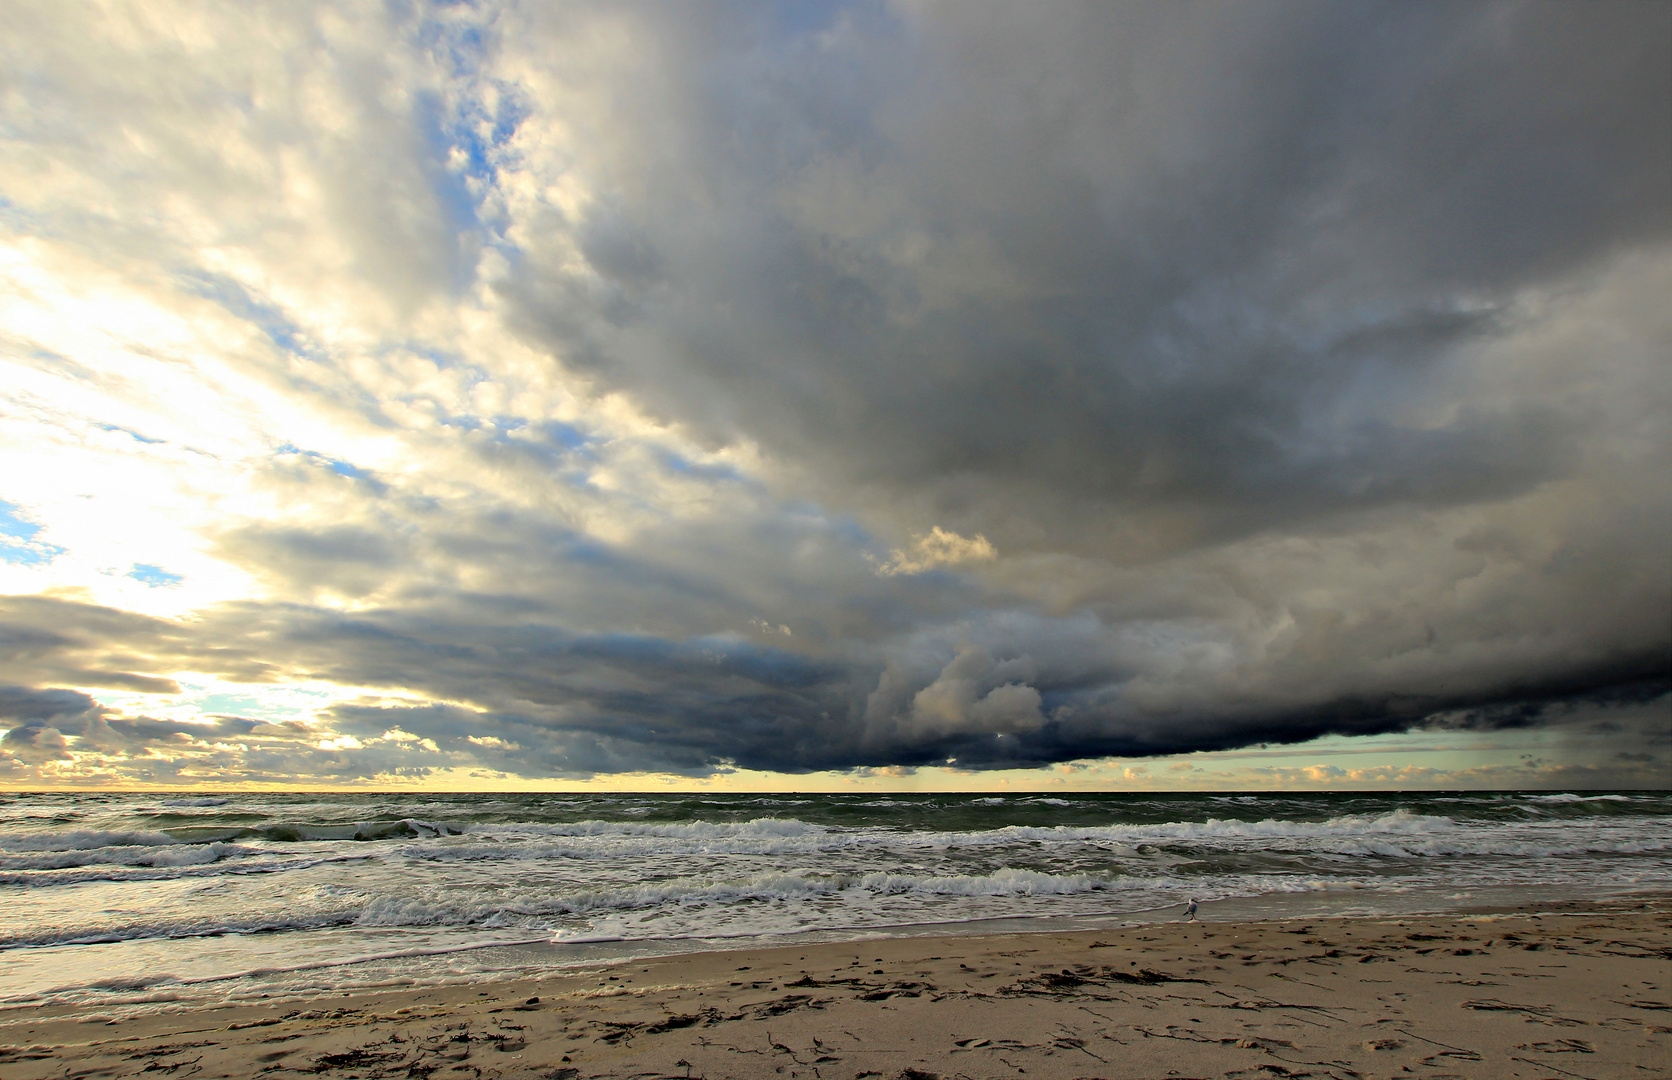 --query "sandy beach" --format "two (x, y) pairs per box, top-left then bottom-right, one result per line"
(3, 901), (1666, 1080)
